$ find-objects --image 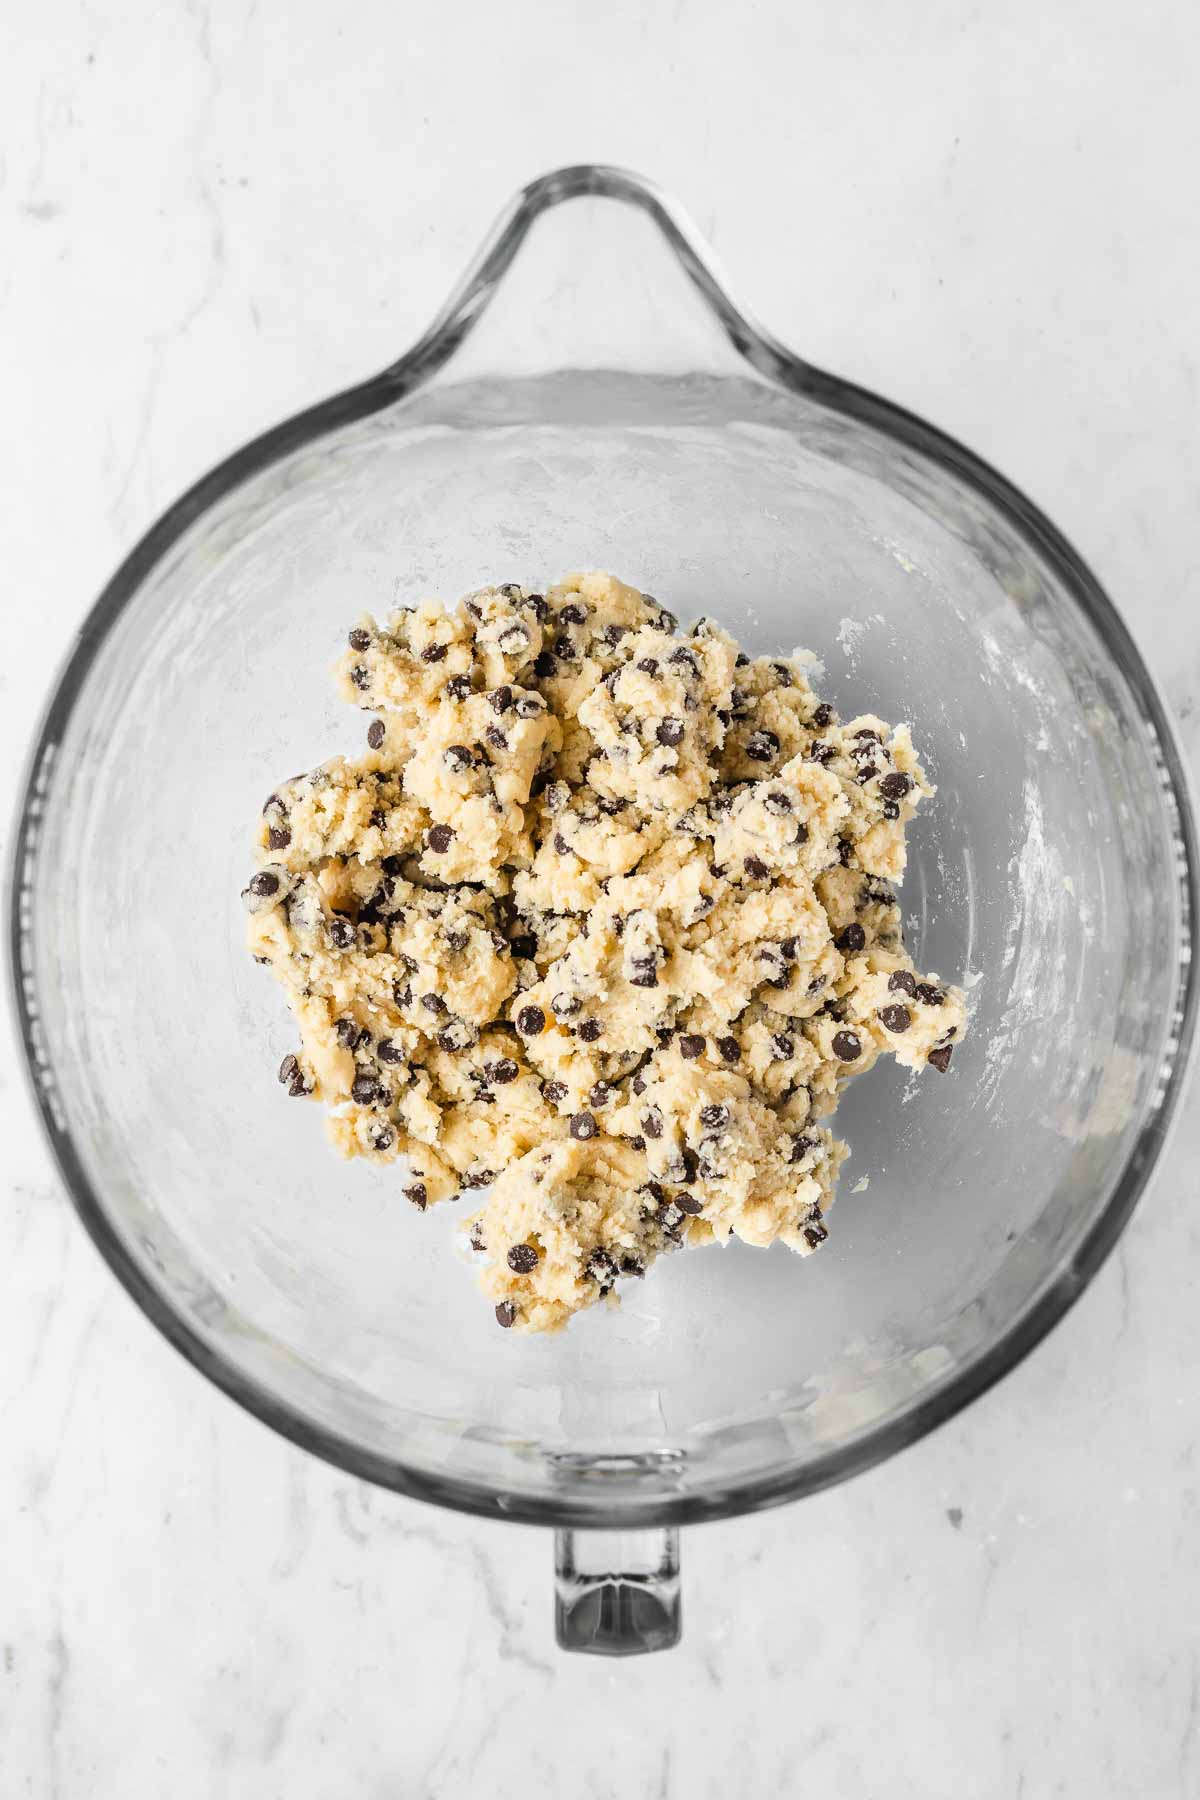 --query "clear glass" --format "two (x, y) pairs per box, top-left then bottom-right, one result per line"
(10, 167), (1196, 1655)
(555, 1528), (680, 1655)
